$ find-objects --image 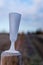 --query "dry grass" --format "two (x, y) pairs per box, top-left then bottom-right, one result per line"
(0, 33), (43, 65)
